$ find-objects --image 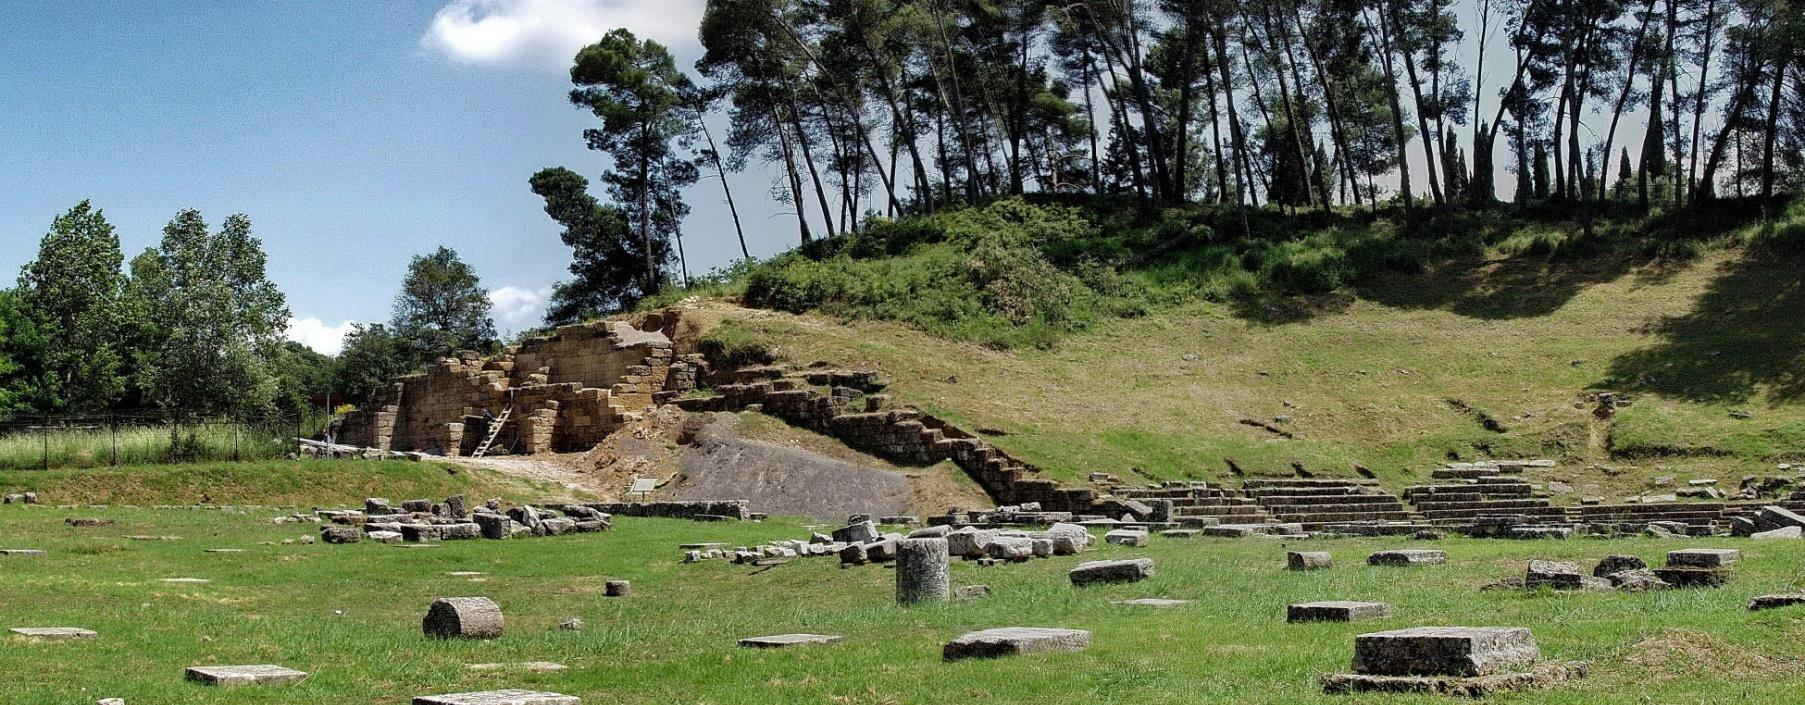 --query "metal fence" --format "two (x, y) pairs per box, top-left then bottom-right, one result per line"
(0, 409), (335, 471)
